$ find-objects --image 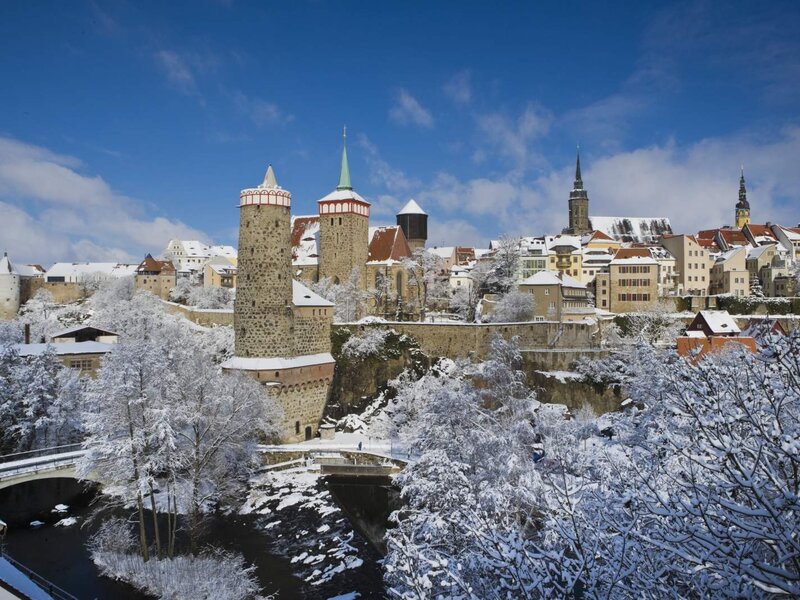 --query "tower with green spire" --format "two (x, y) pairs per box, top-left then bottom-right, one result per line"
(568, 147), (590, 234)
(735, 167), (751, 228)
(318, 128), (371, 286)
